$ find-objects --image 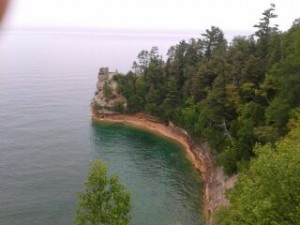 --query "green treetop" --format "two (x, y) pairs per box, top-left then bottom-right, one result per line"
(215, 111), (300, 225)
(76, 159), (131, 225)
